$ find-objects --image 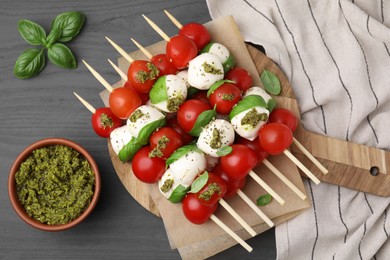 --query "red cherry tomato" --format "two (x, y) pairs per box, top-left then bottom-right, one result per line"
(166, 35), (198, 69)
(127, 60), (159, 94)
(258, 123), (293, 155)
(225, 67), (253, 92)
(91, 107), (122, 138)
(123, 81), (149, 104)
(150, 54), (179, 76)
(220, 144), (258, 180)
(191, 90), (210, 105)
(149, 127), (183, 159)
(109, 87), (142, 120)
(179, 22), (211, 50)
(213, 164), (246, 199)
(269, 108), (299, 132)
(177, 99), (212, 133)
(236, 136), (269, 164)
(208, 82), (242, 115)
(195, 172), (227, 206)
(182, 193), (218, 225)
(131, 146), (166, 183)
(166, 117), (193, 145)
